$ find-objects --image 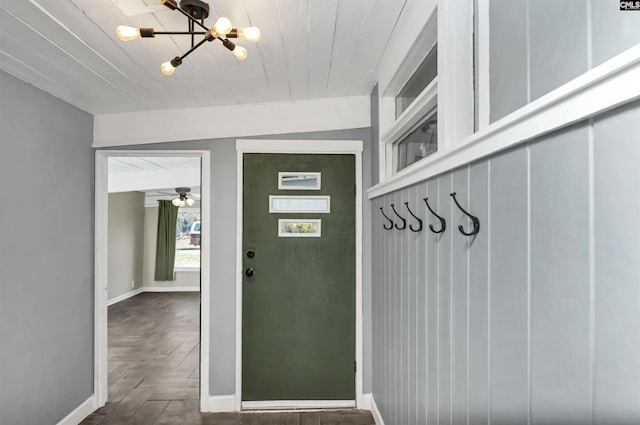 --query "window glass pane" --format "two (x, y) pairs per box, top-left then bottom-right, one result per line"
(397, 112), (437, 171)
(278, 172), (321, 190)
(176, 208), (200, 268)
(395, 45), (438, 118)
(269, 196), (330, 213)
(278, 219), (322, 237)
